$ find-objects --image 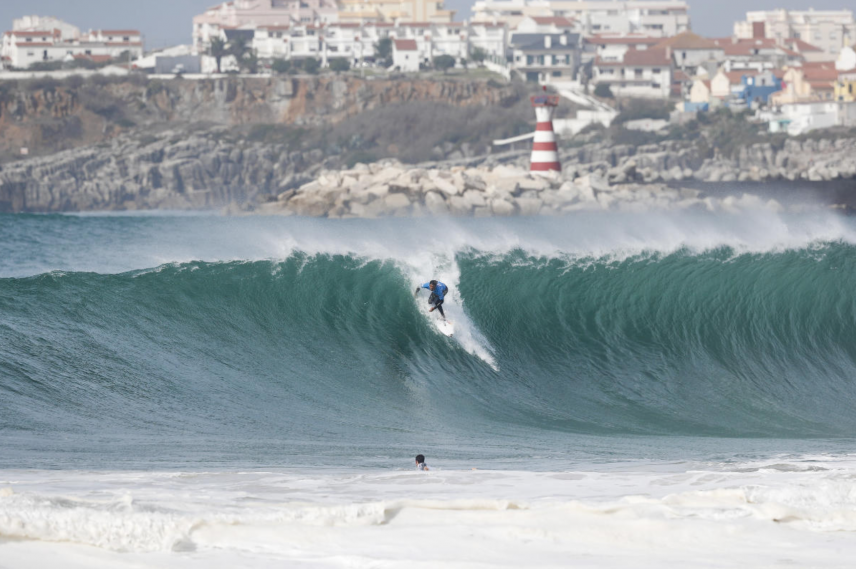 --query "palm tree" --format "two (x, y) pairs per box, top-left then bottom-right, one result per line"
(209, 38), (227, 74)
(229, 37), (249, 62)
